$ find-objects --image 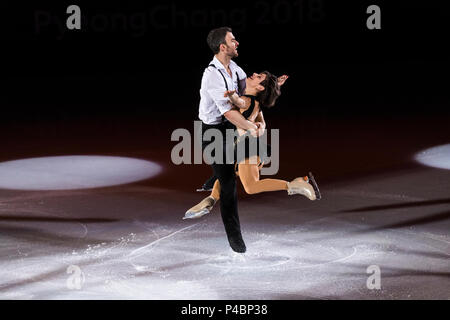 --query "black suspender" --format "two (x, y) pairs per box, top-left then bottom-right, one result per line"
(208, 64), (241, 93)
(209, 64), (228, 90)
(207, 63), (242, 125)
